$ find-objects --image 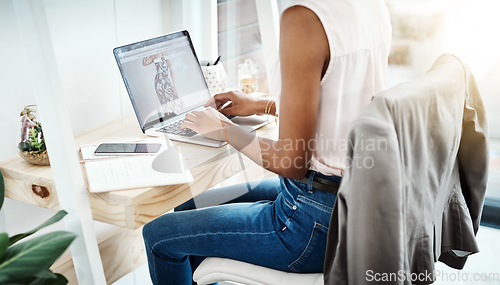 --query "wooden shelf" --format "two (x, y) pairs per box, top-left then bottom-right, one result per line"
(51, 227), (145, 284)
